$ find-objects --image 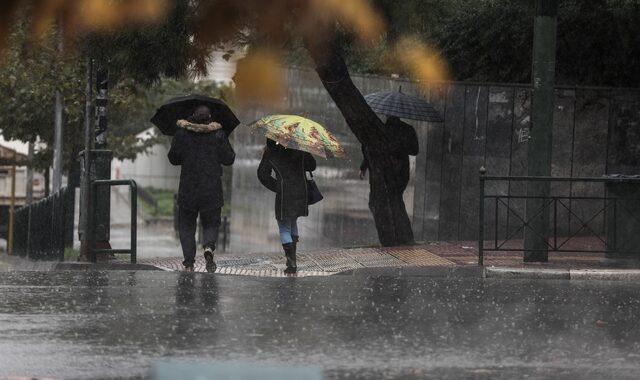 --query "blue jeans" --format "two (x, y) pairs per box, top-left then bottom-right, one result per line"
(277, 218), (299, 244)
